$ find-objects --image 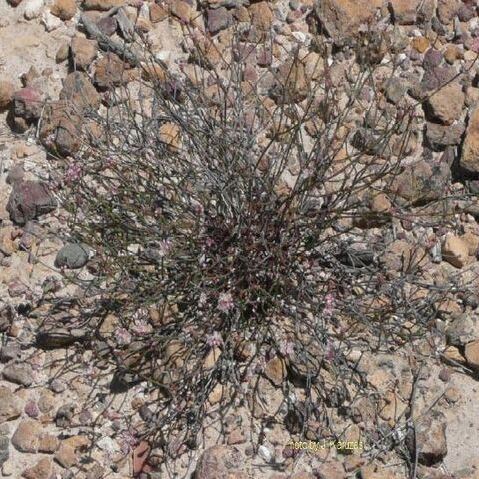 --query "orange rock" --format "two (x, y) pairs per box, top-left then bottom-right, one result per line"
(264, 357), (287, 386)
(51, 0), (77, 20)
(465, 340), (479, 371)
(411, 36), (430, 53)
